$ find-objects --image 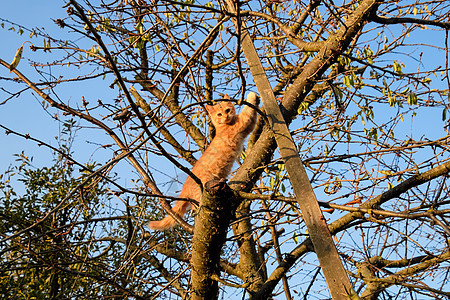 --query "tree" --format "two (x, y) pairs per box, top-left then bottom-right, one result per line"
(1, 0), (449, 299)
(0, 124), (126, 298)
